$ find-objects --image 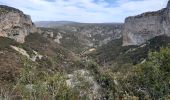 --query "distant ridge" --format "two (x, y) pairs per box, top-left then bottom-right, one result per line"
(35, 21), (123, 28)
(35, 21), (79, 28)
